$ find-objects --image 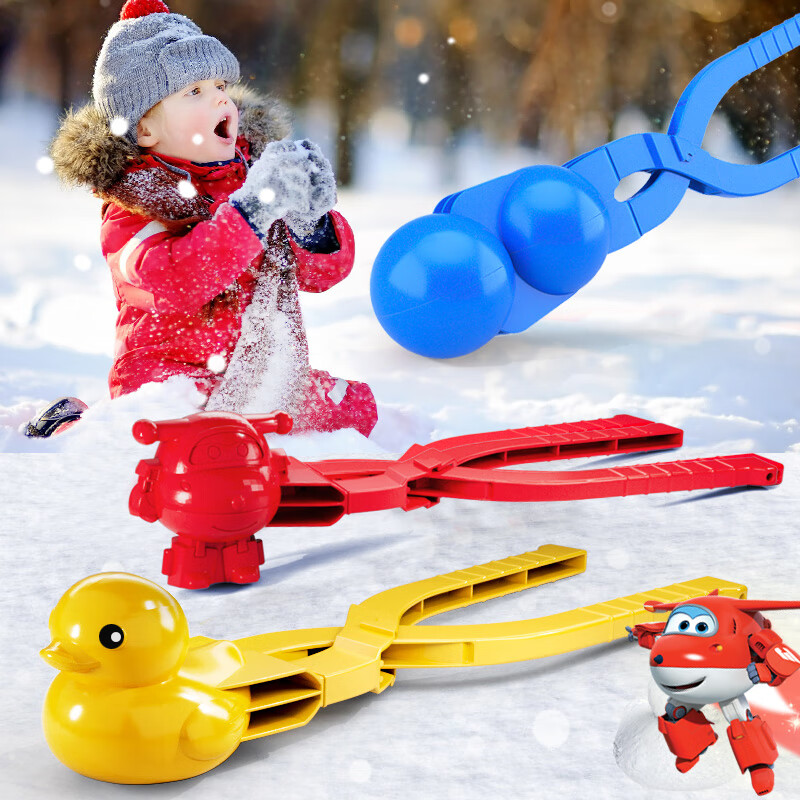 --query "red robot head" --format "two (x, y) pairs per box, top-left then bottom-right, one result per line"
(644, 593), (800, 706)
(129, 411), (292, 545)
